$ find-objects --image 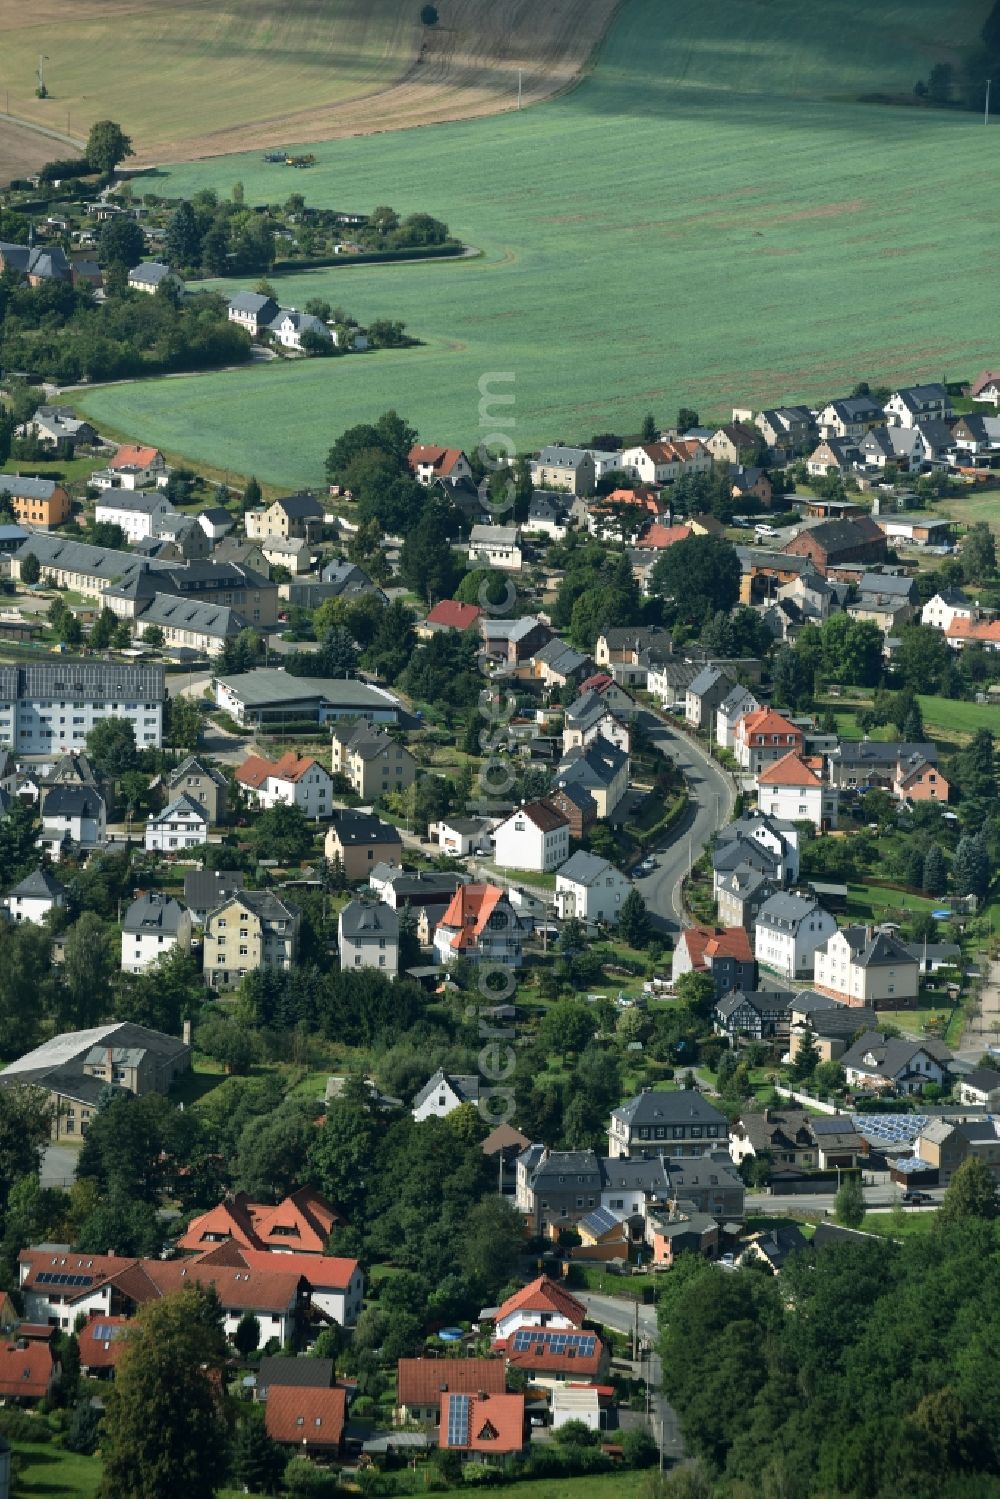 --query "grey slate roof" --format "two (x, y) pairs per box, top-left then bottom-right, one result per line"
(257, 1356), (333, 1395)
(138, 593), (248, 639)
(832, 926), (919, 969)
(122, 892), (188, 936)
(183, 869), (244, 912)
(328, 810), (401, 847)
(841, 1030), (953, 1081)
(275, 492), (324, 519)
(687, 665), (729, 697)
(228, 291), (279, 316)
(166, 756), (227, 791)
(8, 867), (65, 901)
(611, 1088), (726, 1131)
(556, 850), (618, 887)
(715, 987), (793, 1021)
(757, 892), (825, 933)
(148, 793), (209, 826)
(411, 1069), (480, 1109)
(129, 261), (175, 286)
(41, 785), (104, 819)
(339, 898), (399, 940)
(598, 1155), (671, 1193)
